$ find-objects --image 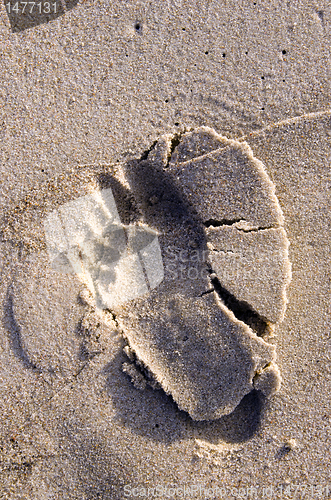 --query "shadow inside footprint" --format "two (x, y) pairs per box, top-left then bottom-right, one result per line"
(105, 349), (265, 444)
(191, 390), (266, 444)
(97, 172), (140, 225)
(124, 157), (206, 239)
